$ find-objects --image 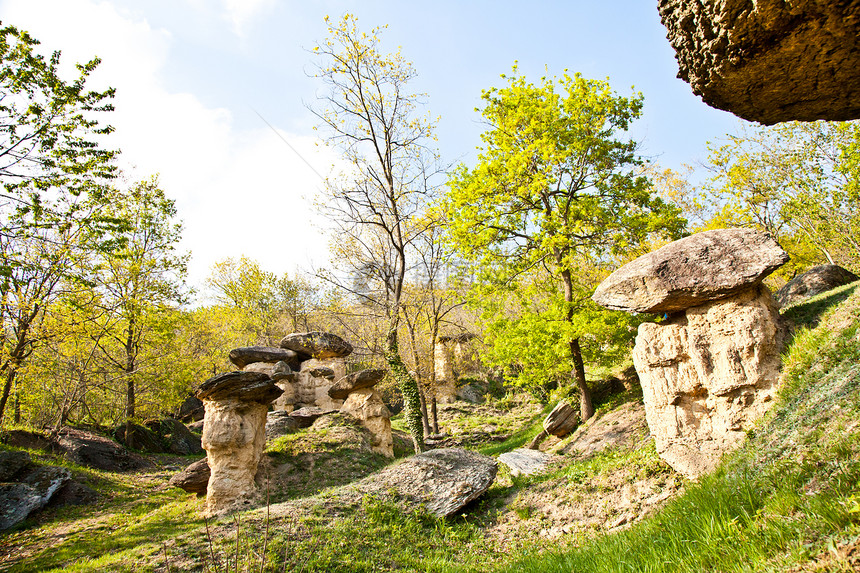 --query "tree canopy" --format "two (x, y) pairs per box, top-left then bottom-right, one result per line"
(444, 68), (684, 418)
